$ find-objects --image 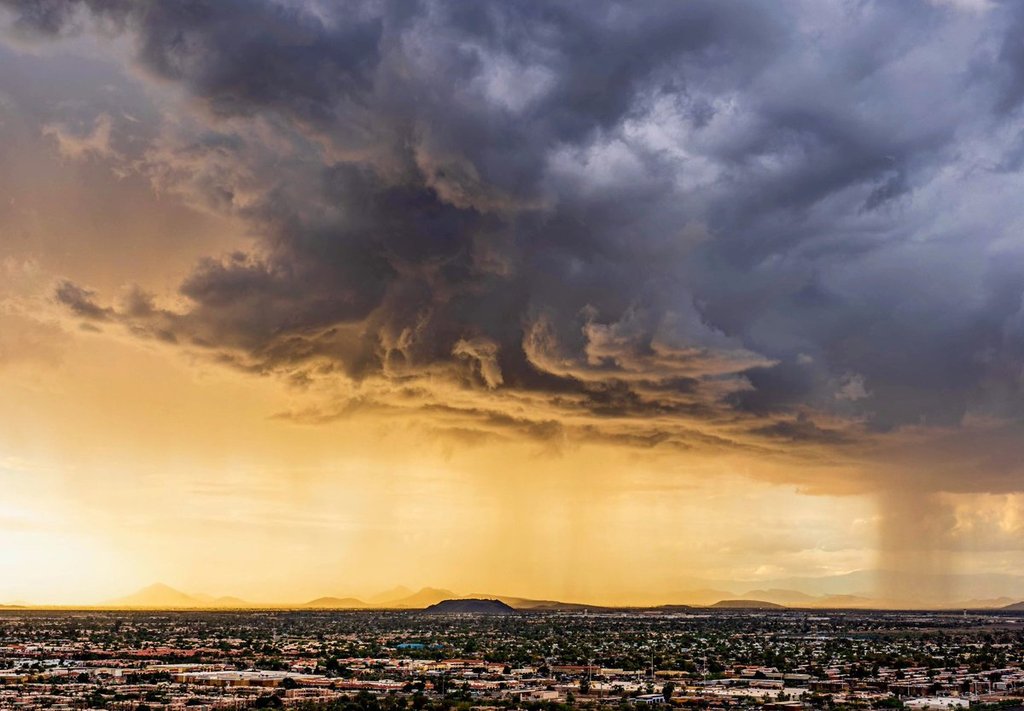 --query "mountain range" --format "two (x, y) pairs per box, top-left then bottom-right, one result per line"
(10, 570), (1024, 610)
(98, 584), (600, 610)
(106, 583), (261, 609)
